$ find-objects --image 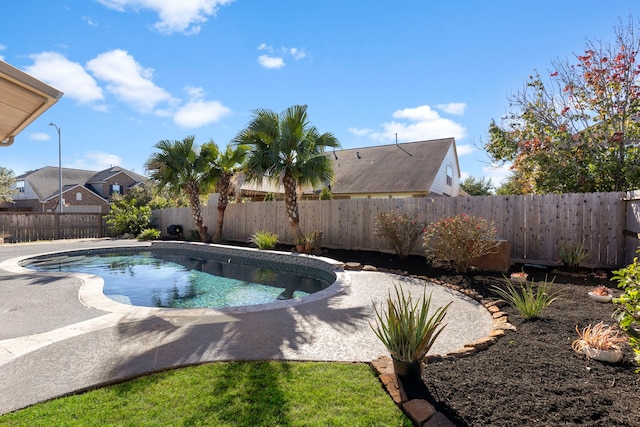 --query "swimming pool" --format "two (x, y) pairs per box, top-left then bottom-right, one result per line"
(20, 242), (342, 310)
